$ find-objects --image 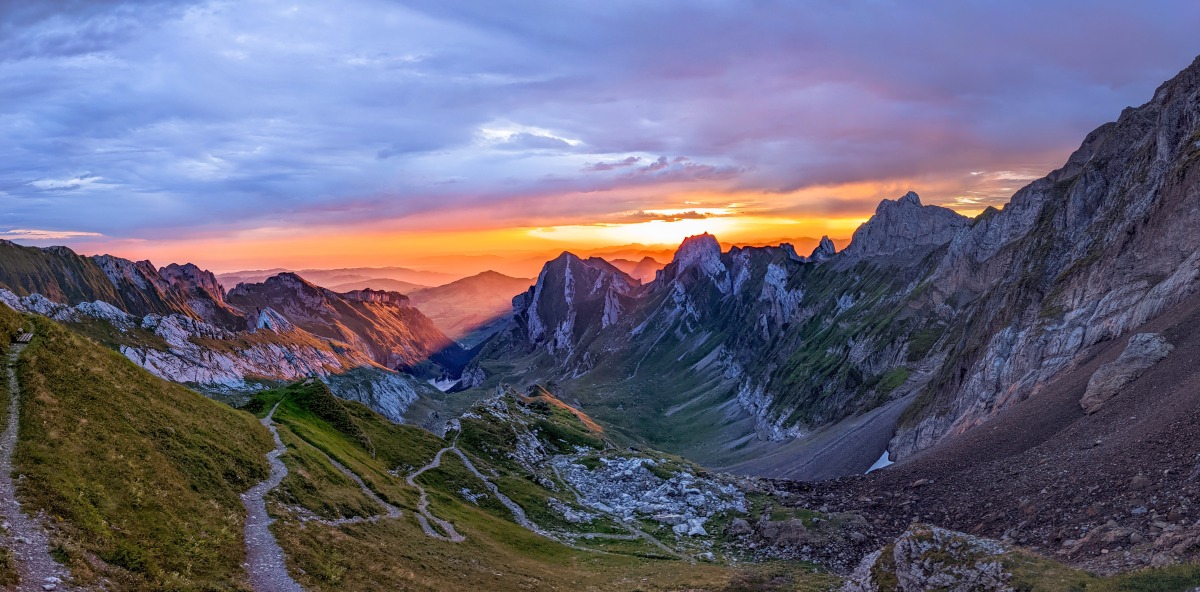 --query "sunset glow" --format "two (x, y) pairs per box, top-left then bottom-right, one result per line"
(4, 2), (1197, 276)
